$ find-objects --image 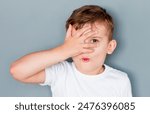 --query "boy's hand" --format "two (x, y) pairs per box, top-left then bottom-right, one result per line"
(62, 24), (97, 57)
